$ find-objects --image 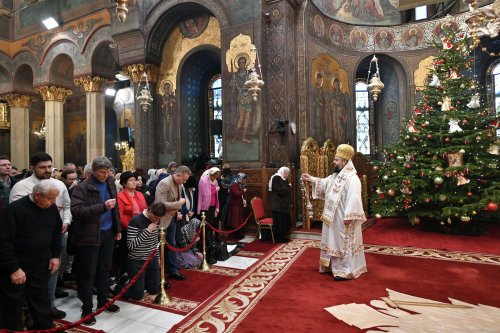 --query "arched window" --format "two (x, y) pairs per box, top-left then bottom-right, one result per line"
(208, 74), (223, 158)
(355, 81), (370, 154)
(493, 64), (500, 137)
